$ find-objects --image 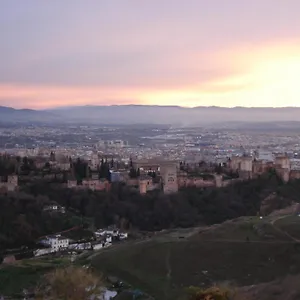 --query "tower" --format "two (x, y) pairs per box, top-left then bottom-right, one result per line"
(275, 155), (291, 182)
(139, 179), (148, 195)
(239, 156), (253, 180)
(160, 162), (178, 194)
(214, 174), (223, 188)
